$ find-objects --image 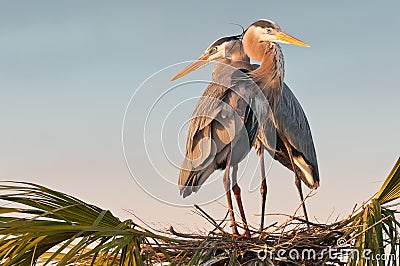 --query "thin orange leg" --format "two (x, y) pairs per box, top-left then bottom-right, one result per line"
(232, 165), (250, 237)
(223, 152), (239, 236)
(259, 149), (267, 231)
